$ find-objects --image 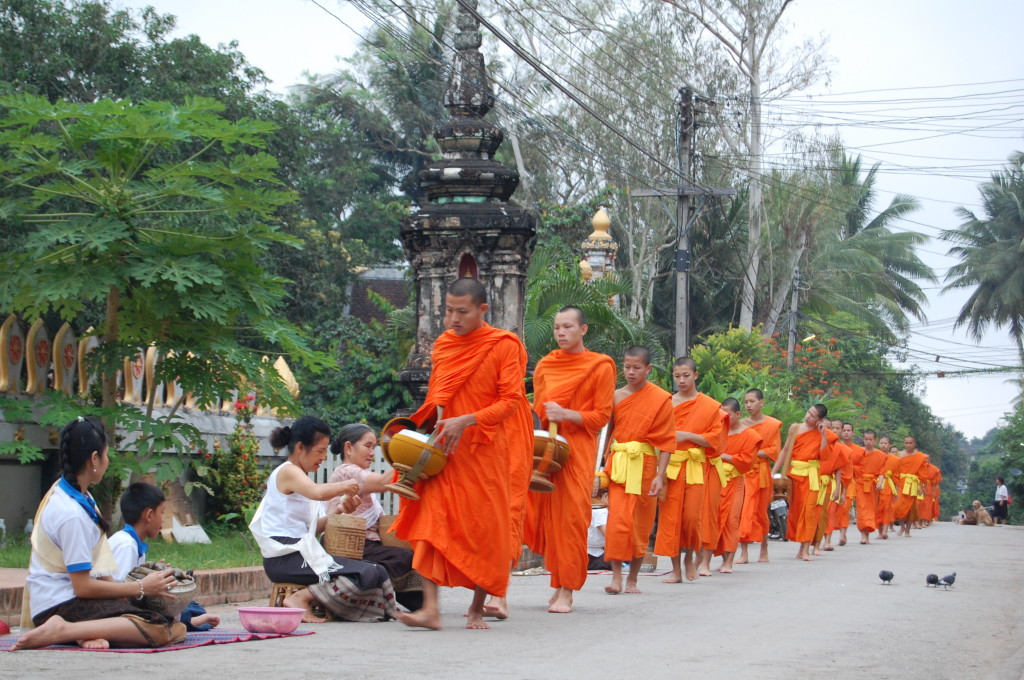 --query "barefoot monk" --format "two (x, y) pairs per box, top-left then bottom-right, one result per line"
(391, 278), (533, 630)
(525, 306), (616, 614)
(603, 346), (675, 595)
